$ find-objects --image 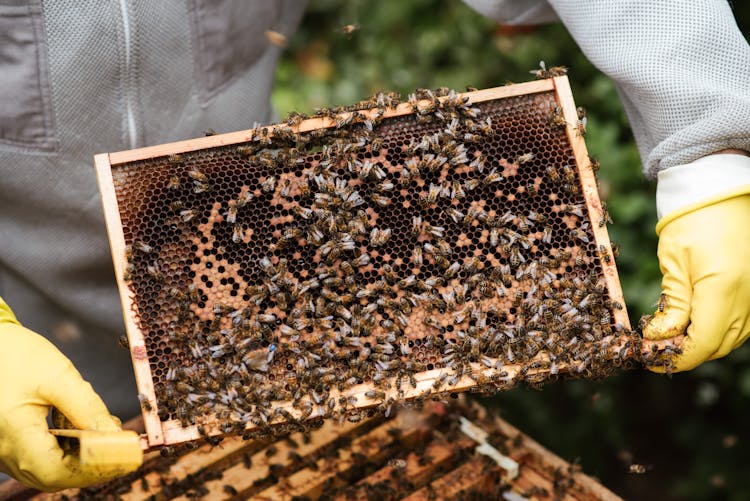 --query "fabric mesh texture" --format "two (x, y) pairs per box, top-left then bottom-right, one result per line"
(465, 0), (750, 177)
